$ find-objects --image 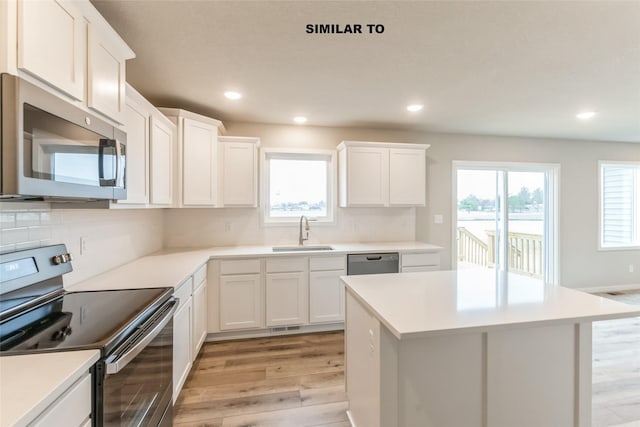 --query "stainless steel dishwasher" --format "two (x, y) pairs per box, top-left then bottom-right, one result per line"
(347, 252), (400, 275)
